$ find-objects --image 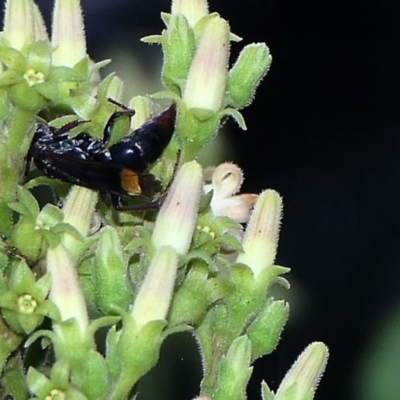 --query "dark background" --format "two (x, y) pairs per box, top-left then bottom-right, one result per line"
(29, 1), (400, 399)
